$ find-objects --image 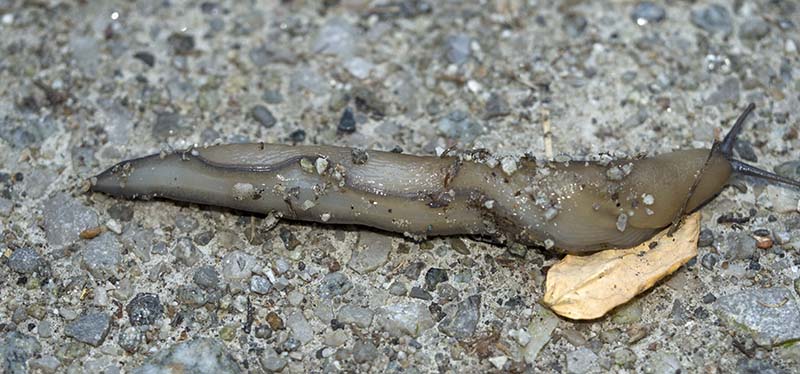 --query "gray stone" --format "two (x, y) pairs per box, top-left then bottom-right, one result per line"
(0, 332), (42, 374)
(722, 232), (756, 261)
(705, 77), (740, 106)
(82, 232), (122, 279)
(739, 18), (770, 41)
(337, 305), (374, 328)
(250, 275), (272, 294)
(177, 285), (207, 308)
(118, 326), (144, 353)
(64, 311), (111, 347)
(562, 13), (588, 38)
(133, 338), (241, 374)
(425, 268), (449, 291)
(126, 293), (163, 326)
(484, 93), (510, 120)
(566, 348), (599, 374)
(251, 105), (277, 128)
(690, 4), (732, 35)
(524, 305), (559, 363)
(259, 347), (287, 372)
(409, 286), (433, 301)
(286, 311), (314, 344)
(344, 57), (374, 80)
(352, 340), (380, 364)
(29, 356), (61, 374)
(43, 193), (98, 249)
(0, 197), (12, 216)
(221, 251), (256, 281)
(378, 302), (435, 337)
(438, 295), (481, 340)
(318, 272), (353, 298)
(349, 232), (391, 274)
(194, 266), (221, 289)
(715, 288), (800, 346)
(312, 18), (360, 57)
(701, 253), (718, 270)
(167, 32), (195, 55)
(775, 161), (800, 181)
(444, 34), (472, 65)
(175, 214), (198, 232)
(388, 281), (408, 296)
(7, 247), (43, 274)
(173, 237), (201, 267)
(631, 2), (665, 25)
(37, 320), (53, 338)
(437, 110), (484, 142)
(647, 352), (682, 374)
